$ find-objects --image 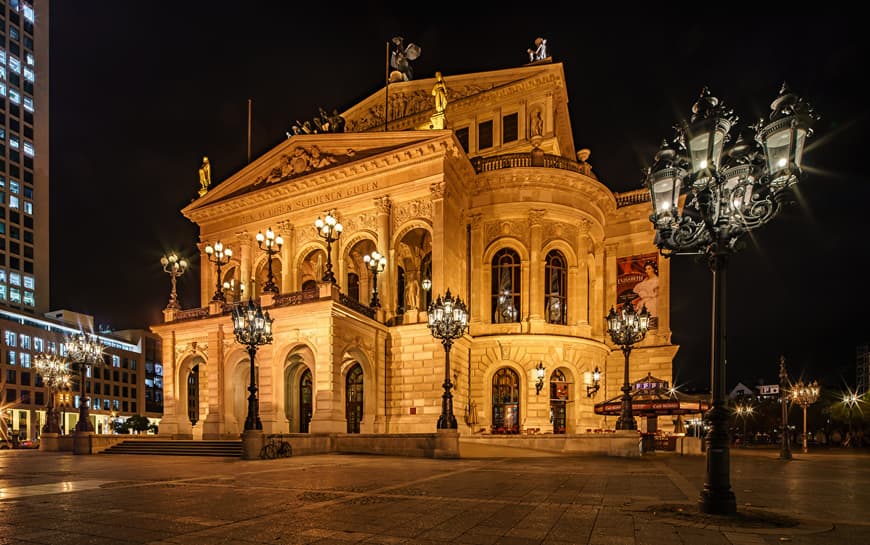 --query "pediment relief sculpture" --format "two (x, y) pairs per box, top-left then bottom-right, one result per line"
(254, 145), (356, 186)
